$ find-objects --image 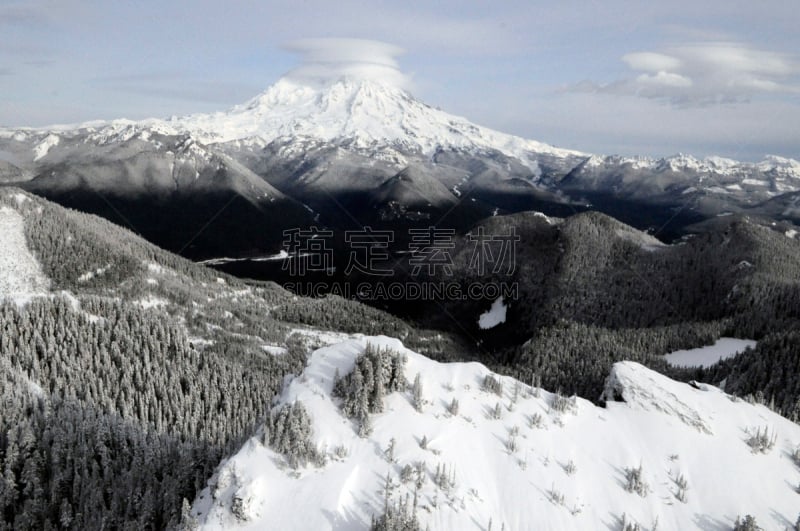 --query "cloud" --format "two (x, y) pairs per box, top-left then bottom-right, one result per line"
(623, 52), (682, 73)
(574, 41), (800, 106)
(282, 38), (410, 88)
(501, 90), (800, 161)
(636, 71), (692, 88)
